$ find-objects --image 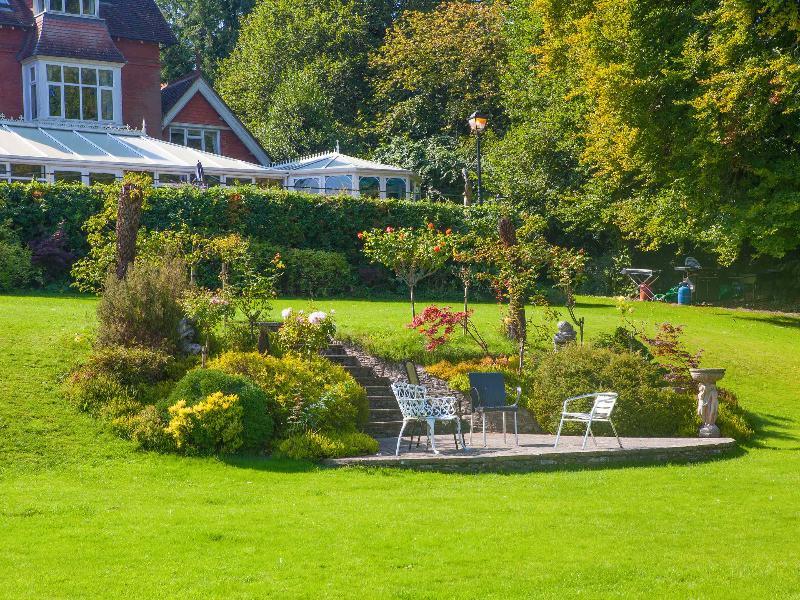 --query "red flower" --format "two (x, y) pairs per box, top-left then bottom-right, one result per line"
(433, 246), (441, 252)
(427, 223), (435, 230)
(445, 228), (452, 235)
(357, 232), (364, 239)
(386, 226), (394, 233)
